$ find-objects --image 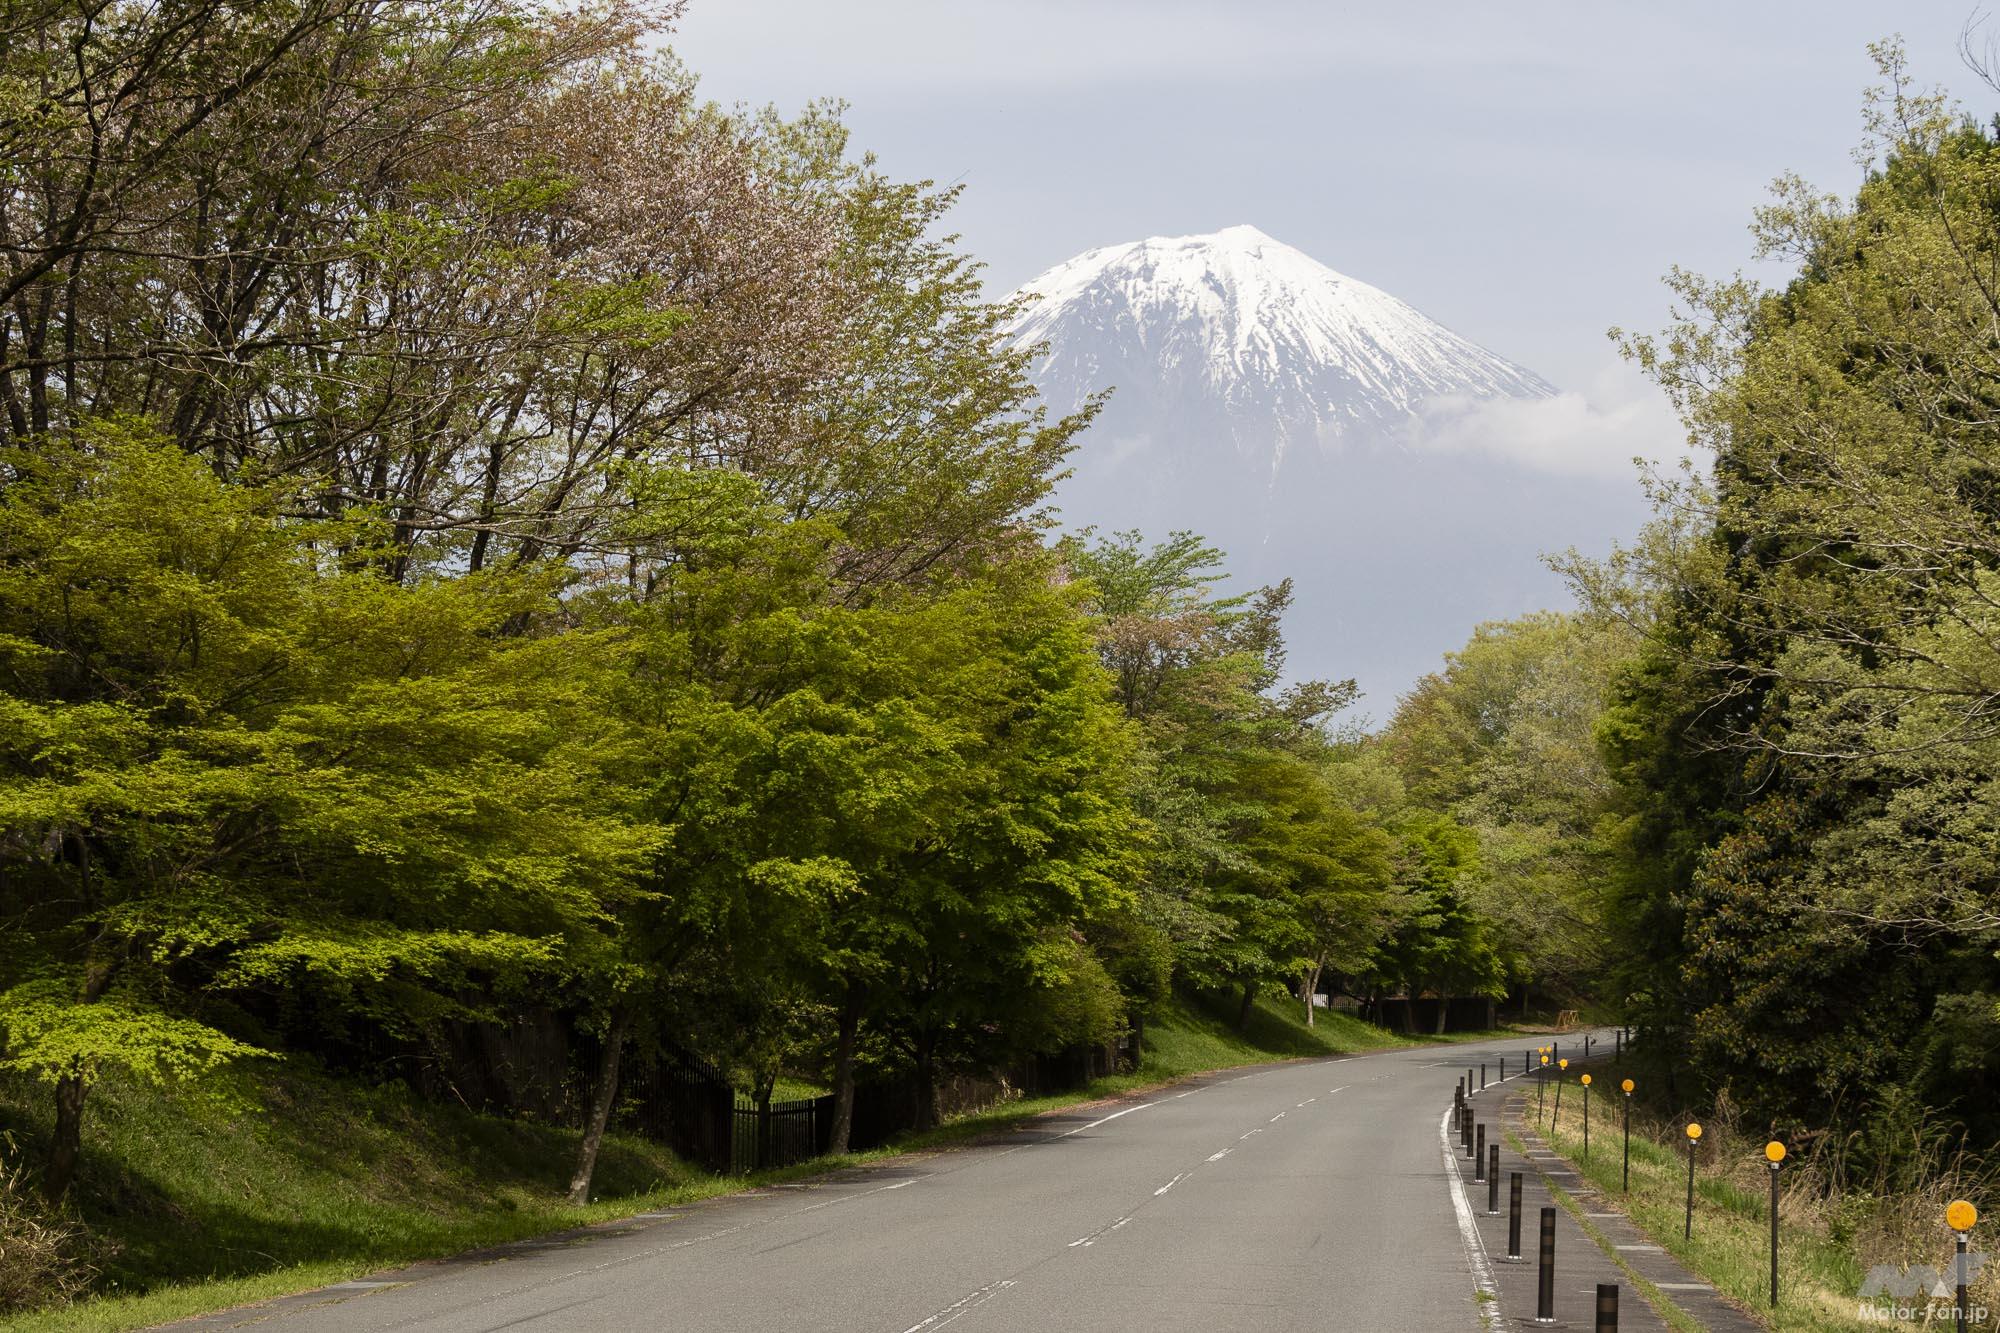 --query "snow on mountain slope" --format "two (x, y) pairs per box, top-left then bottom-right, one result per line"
(999, 225), (1648, 713)
(1004, 224), (1553, 453)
